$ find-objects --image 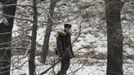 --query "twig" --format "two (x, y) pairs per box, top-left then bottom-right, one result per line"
(0, 13), (33, 22)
